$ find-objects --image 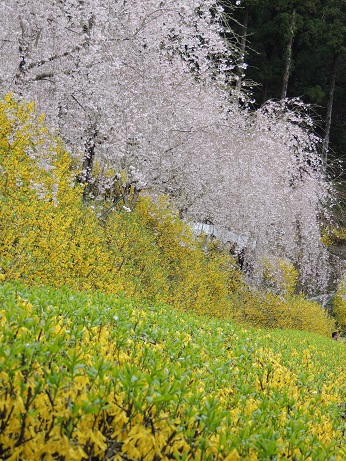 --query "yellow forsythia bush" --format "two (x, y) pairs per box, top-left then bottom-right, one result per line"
(232, 288), (334, 337)
(261, 256), (298, 295)
(321, 225), (346, 247)
(103, 196), (242, 315)
(333, 275), (346, 333)
(0, 95), (117, 293)
(0, 95), (333, 335)
(0, 95), (241, 315)
(1, 283), (346, 461)
(231, 256), (334, 336)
